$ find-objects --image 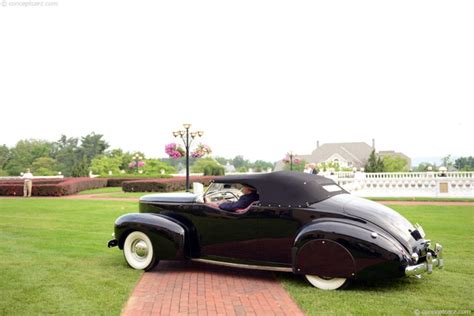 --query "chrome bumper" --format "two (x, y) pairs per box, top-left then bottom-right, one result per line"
(405, 243), (444, 276)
